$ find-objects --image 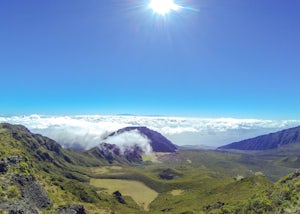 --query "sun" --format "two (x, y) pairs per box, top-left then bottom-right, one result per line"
(148, 0), (181, 15)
